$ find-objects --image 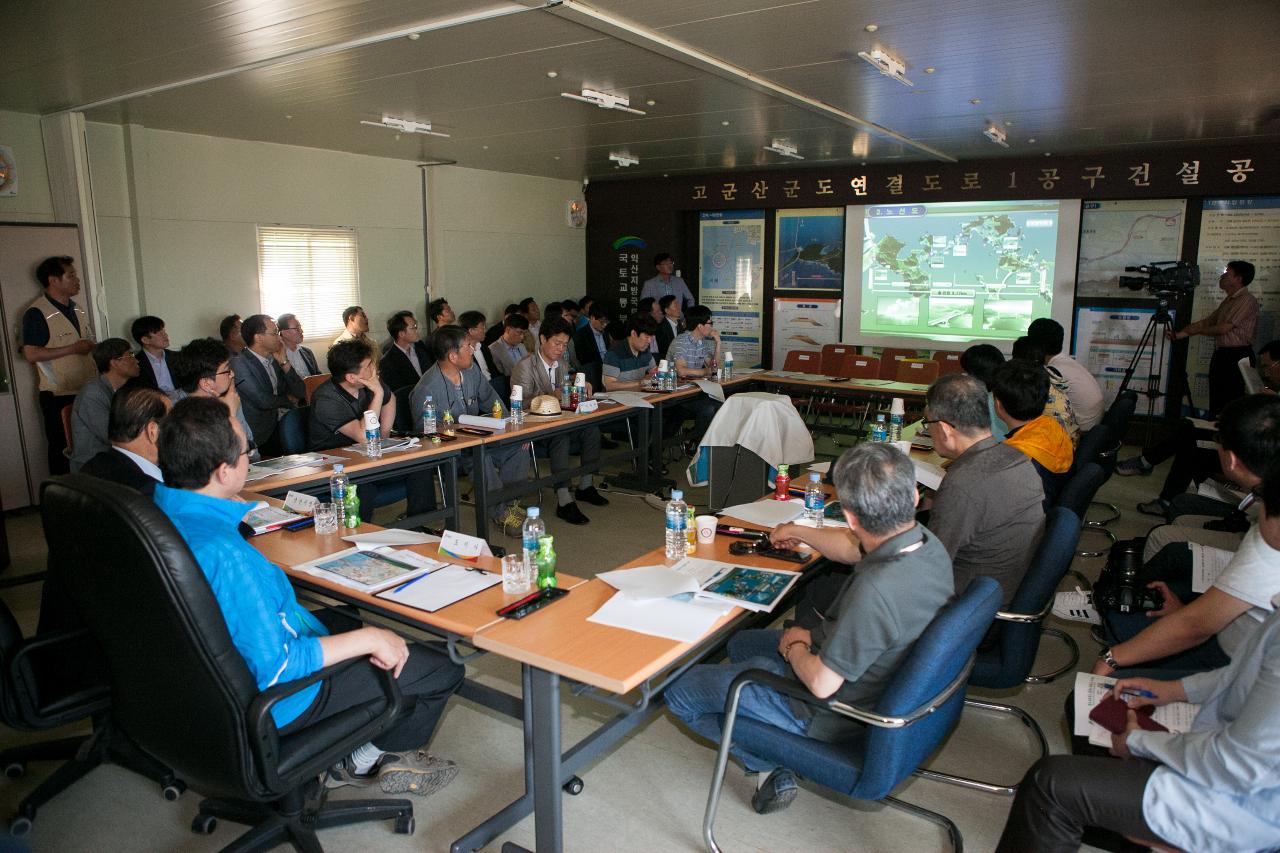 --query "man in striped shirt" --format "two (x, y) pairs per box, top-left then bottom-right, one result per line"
(1172, 260), (1259, 416)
